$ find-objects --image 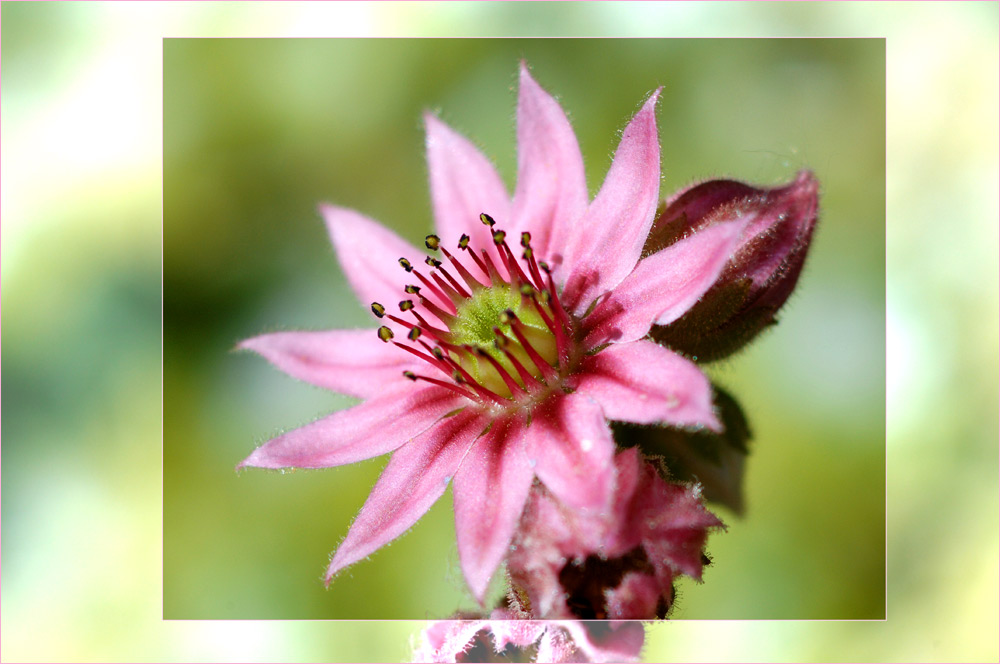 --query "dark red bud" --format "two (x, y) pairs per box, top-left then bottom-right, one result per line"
(649, 170), (819, 362)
